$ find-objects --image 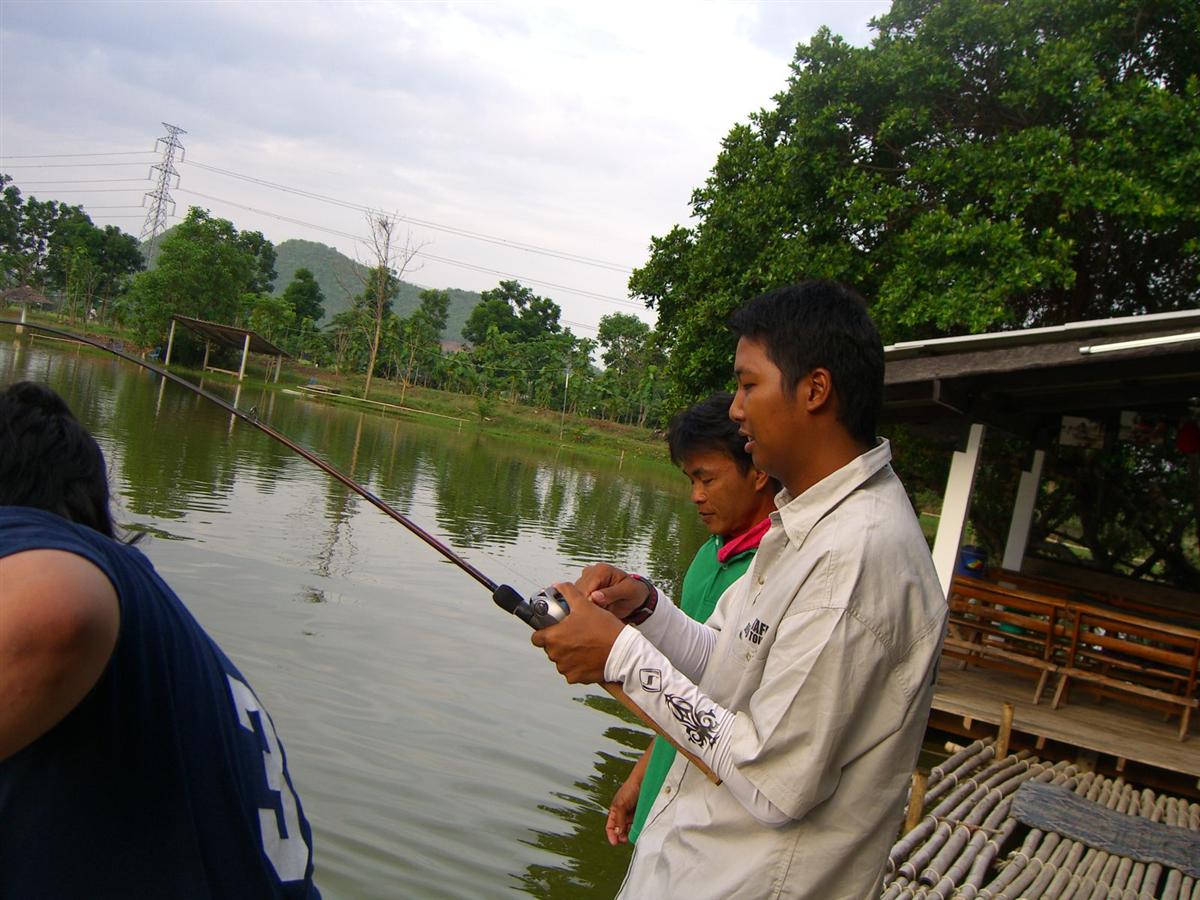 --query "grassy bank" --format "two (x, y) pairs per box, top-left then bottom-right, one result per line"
(278, 364), (672, 467)
(5, 308), (671, 469)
